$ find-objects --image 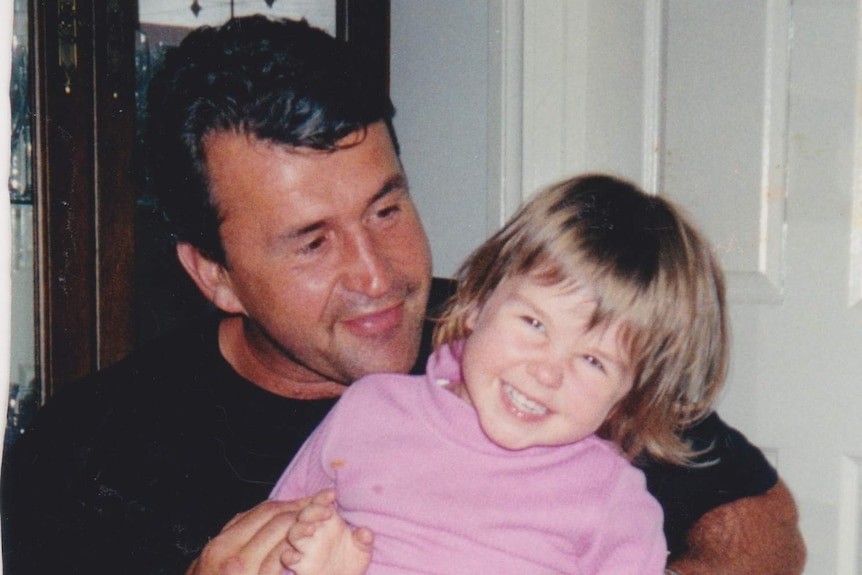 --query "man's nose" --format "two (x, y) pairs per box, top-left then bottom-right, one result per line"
(342, 230), (393, 298)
